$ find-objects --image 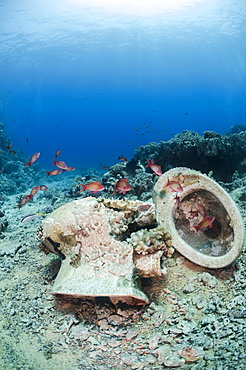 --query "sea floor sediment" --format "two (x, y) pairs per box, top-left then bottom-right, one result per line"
(0, 177), (245, 369)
